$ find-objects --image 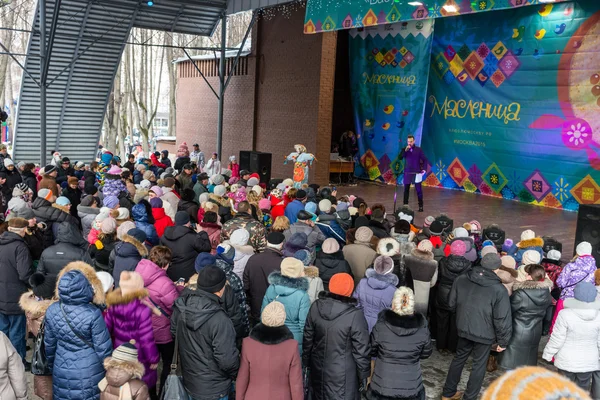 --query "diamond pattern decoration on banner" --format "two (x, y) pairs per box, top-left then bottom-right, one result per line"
(378, 154), (391, 173)
(433, 53), (450, 79)
(464, 51), (485, 80)
(399, 47), (408, 56)
(374, 52), (384, 64)
(424, 173), (441, 187)
(322, 16), (336, 31)
(498, 51), (521, 78)
(457, 70), (469, 86)
(447, 157), (470, 187)
(457, 44), (471, 62)
(570, 174), (600, 204)
(483, 53), (499, 77)
(542, 193), (562, 209)
(476, 70), (489, 87)
(444, 45), (457, 62)
(441, 0), (460, 16)
(482, 162), (508, 193)
(442, 175), (459, 189)
(491, 70), (506, 88)
(553, 176), (571, 204)
(403, 51), (415, 64)
(449, 56), (465, 77)
(382, 169), (396, 184)
(412, 5), (429, 20)
(562, 196), (580, 212)
(384, 51), (395, 64)
(463, 179), (478, 193)
(363, 9), (378, 26)
(523, 169), (552, 202)
(477, 43), (490, 60)
(479, 182), (494, 195)
(361, 149), (380, 170)
(468, 164), (483, 188)
(399, 60), (408, 68)
(368, 166), (382, 181)
(492, 41), (507, 60)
